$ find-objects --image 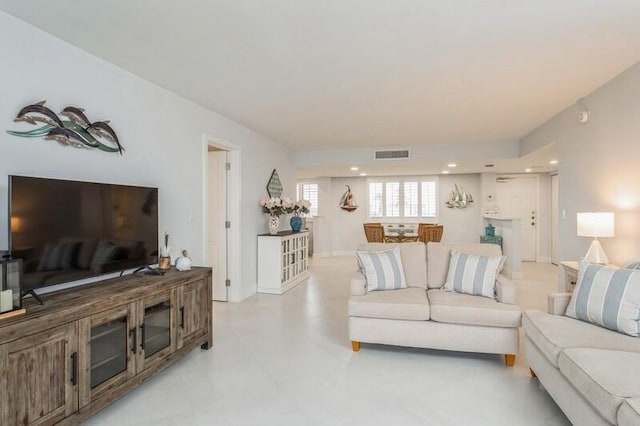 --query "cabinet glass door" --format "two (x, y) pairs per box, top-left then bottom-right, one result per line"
(143, 300), (171, 358)
(90, 317), (127, 388)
